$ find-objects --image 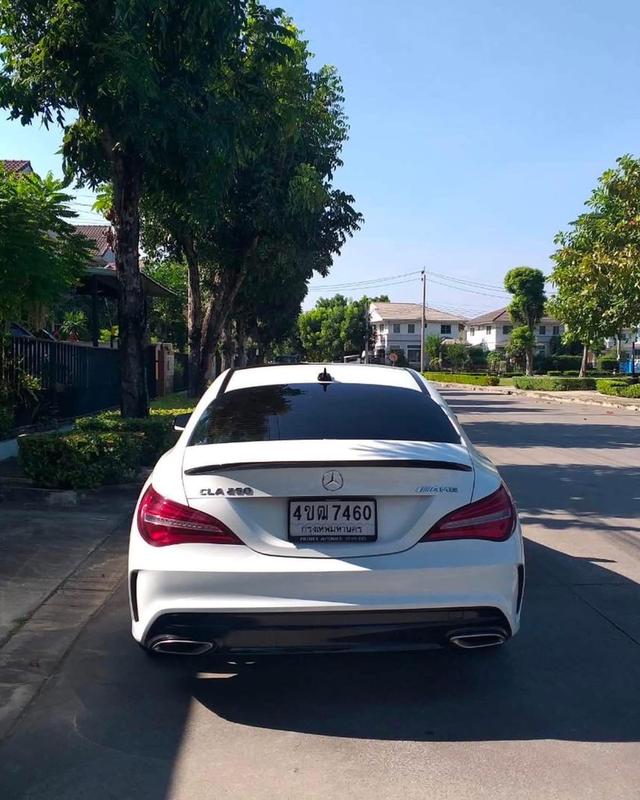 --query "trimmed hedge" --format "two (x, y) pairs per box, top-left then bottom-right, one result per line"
(18, 431), (145, 489)
(597, 356), (619, 373)
(596, 379), (640, 398)
(513, 376), (596, 391)
(75, 413), (176, 465)
(424, 372), (500, 387)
